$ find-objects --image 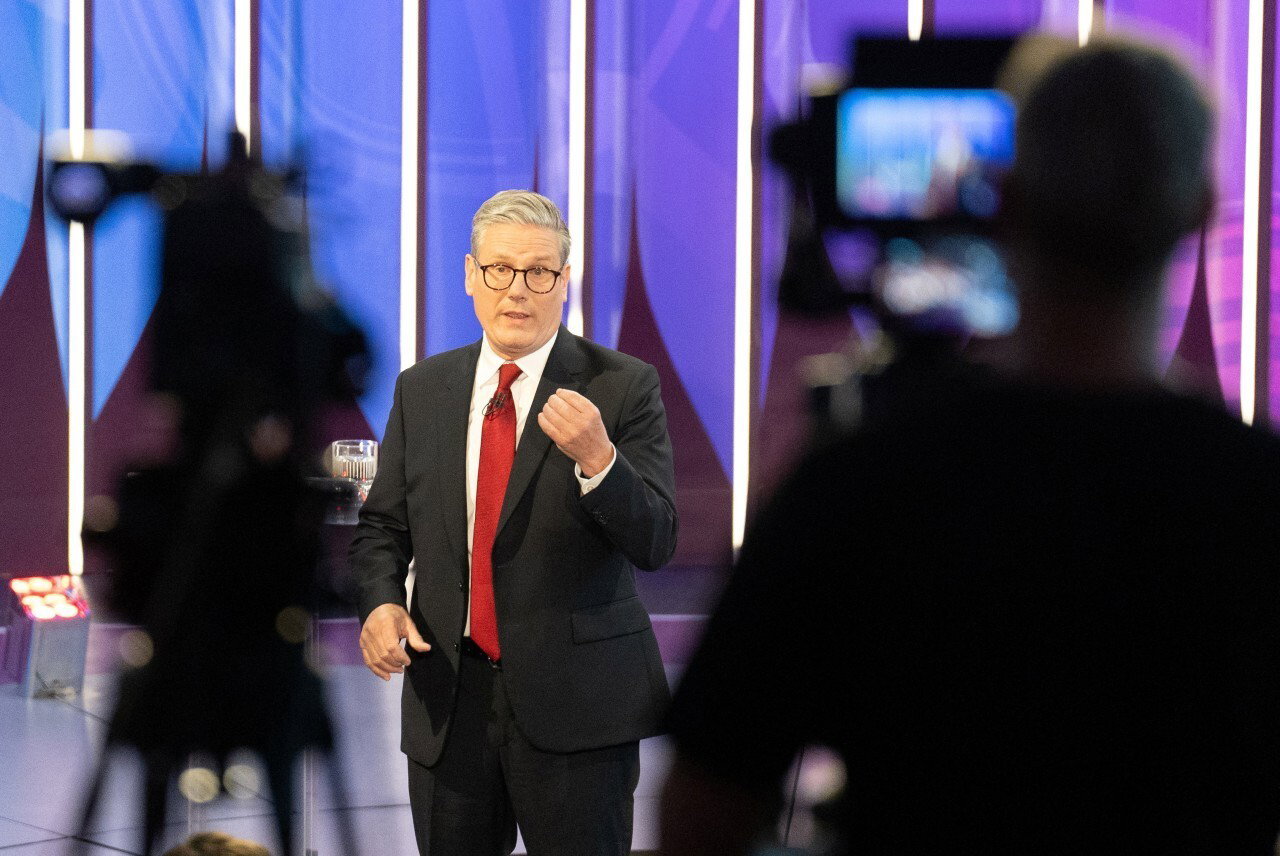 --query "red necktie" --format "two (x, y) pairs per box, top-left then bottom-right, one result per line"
(470, 362), (521, 660)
